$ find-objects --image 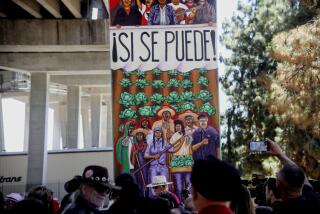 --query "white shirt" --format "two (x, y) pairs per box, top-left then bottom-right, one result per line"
(160, 5), (167, 25)
(168, 3), (190, 24)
